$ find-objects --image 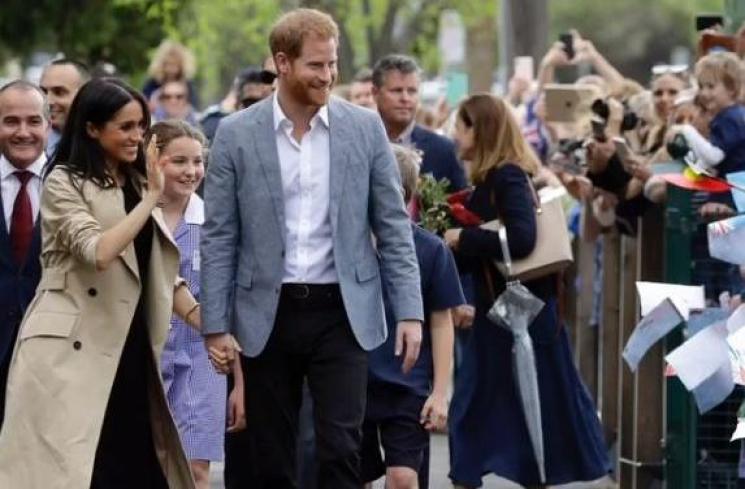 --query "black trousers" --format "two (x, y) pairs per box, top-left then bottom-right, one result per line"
(226, 284), (367, 489)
